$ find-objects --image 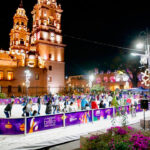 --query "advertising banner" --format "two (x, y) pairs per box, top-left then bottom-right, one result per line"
(0, 118), (25, 135)
(93, 108), (113, 121)
(148, 103), (150, 110)
(0, 97), (38, 105)
(65, 110), (92, 126)
(135, 104), (143, 112)
(27, 114), (63, 133)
